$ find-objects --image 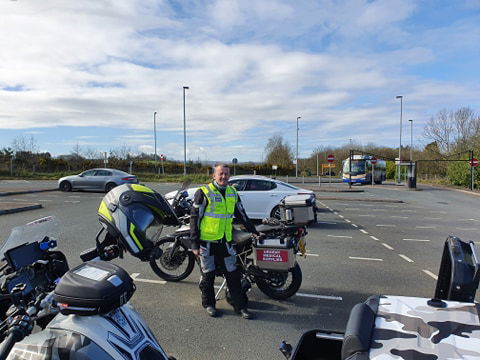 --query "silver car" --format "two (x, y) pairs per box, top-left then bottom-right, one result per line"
(58, 168), (139, 193)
